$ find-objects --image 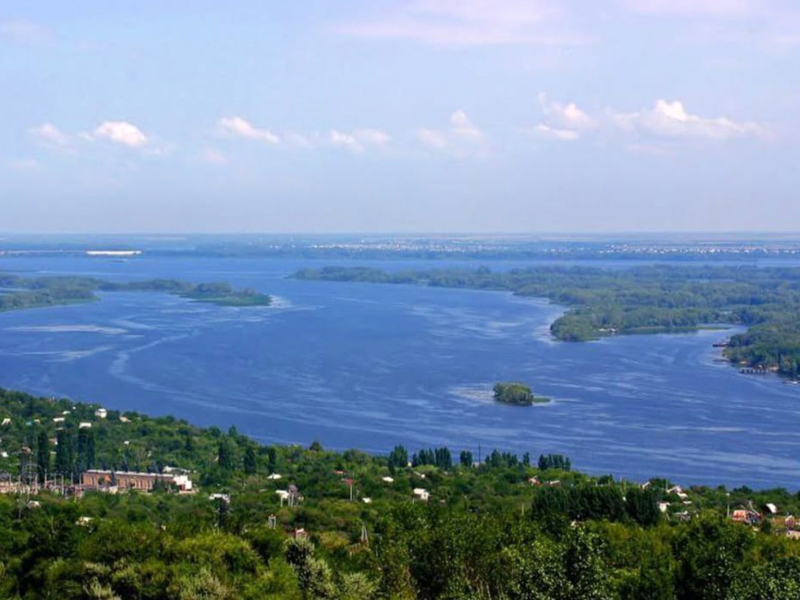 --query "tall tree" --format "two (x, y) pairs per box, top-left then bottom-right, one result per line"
(55, 429), (74, 480)
(243, 446), (257, 475)
(35, 429), (49, 484)
(218, 438), (234, 471)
